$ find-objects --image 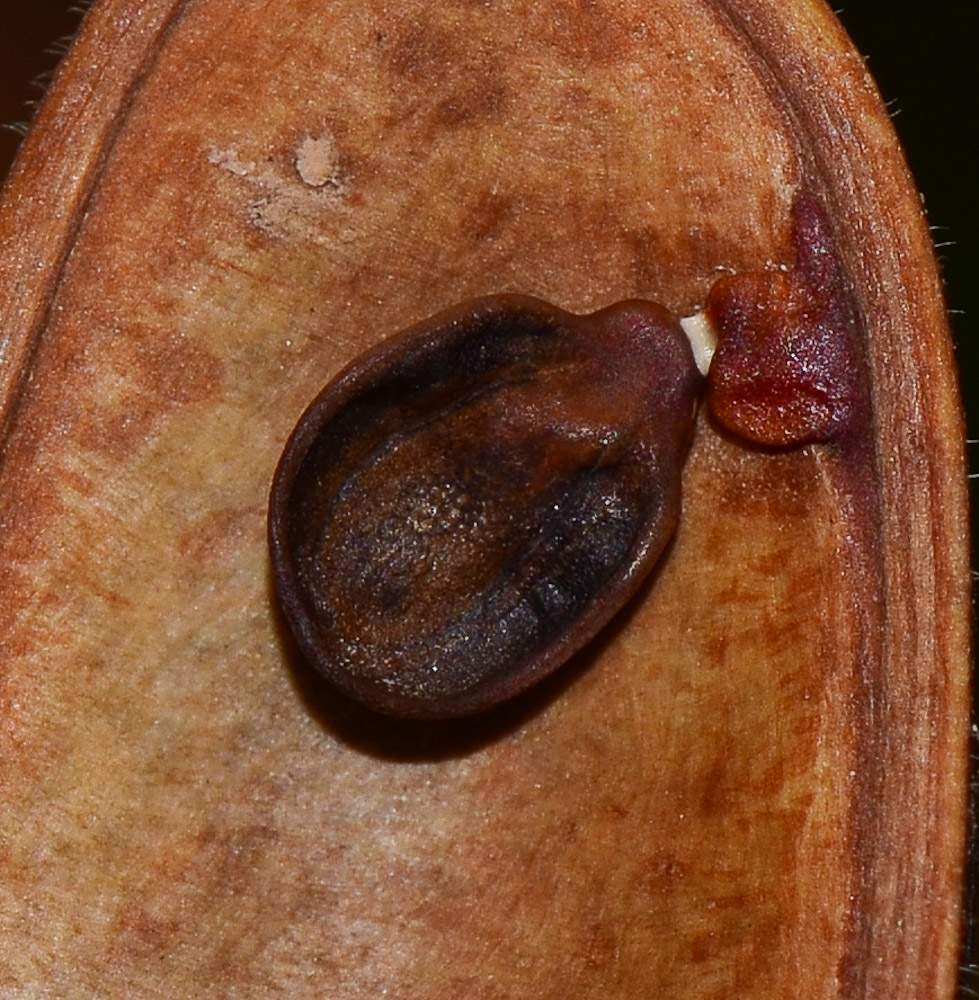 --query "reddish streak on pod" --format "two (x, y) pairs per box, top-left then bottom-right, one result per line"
(269, 295), (701, 719)
(705, 193), (862, 447)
